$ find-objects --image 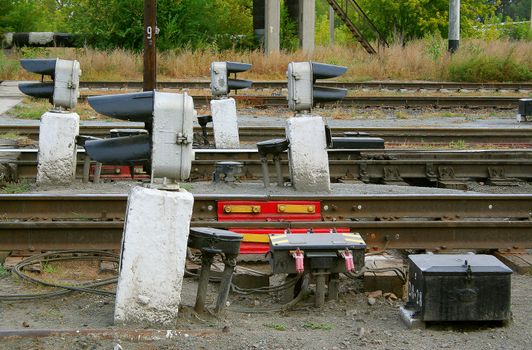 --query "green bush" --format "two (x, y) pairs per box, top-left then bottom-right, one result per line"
(449, 51), (532, 82)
